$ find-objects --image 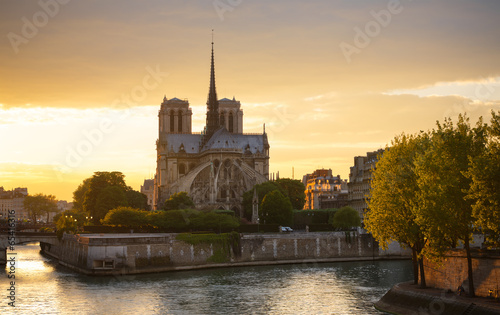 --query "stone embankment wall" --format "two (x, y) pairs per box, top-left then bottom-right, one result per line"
(423, 249), (500, 298)
(55, 232), (398, 275)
